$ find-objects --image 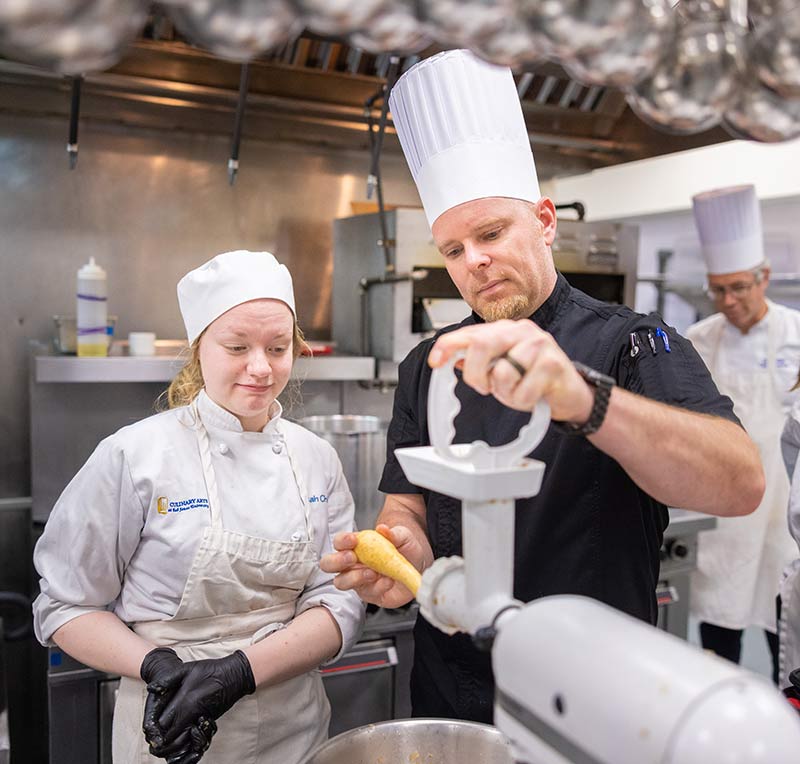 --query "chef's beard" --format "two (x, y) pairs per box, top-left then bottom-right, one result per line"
(478, 294), (534, 322)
